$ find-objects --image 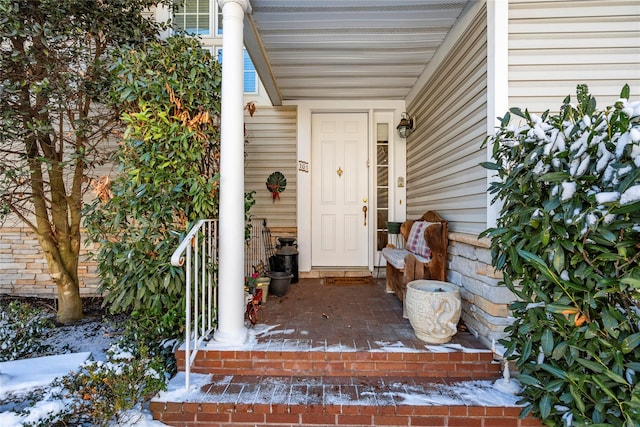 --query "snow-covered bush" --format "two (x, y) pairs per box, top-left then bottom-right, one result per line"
(0, 301), (52, 361)
(52, 342), (167, 426)
(482, 84), (640, 426)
